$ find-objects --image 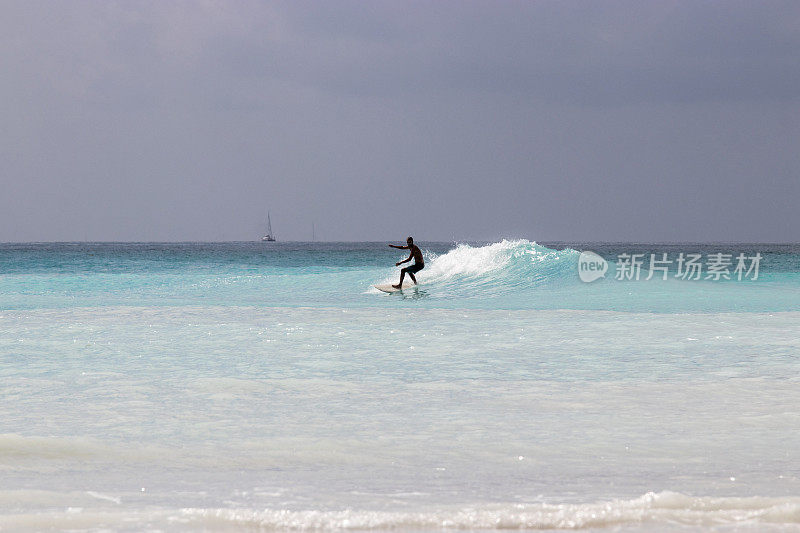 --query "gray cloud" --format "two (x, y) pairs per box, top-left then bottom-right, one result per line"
(1, 1), (798, 242)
